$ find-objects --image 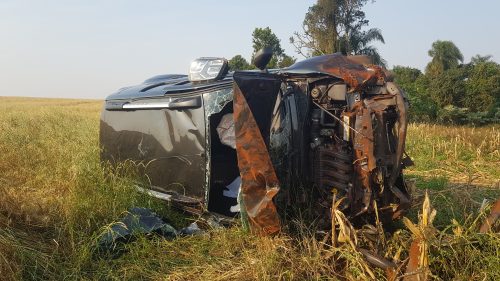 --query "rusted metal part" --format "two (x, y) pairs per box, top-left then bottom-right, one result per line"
(386, 82), (408, 186)
(233, 80), (281, 235)
(386, 83), (411, 213)
(352, 103), (376, 215)
(479, 197), (500, 233)
(284, 53), (386, 92)
(404, 238), (426, 281)
(344, 88), (410, 218)
(312, 100), (372, 140)
(362, 85), (411, 219)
